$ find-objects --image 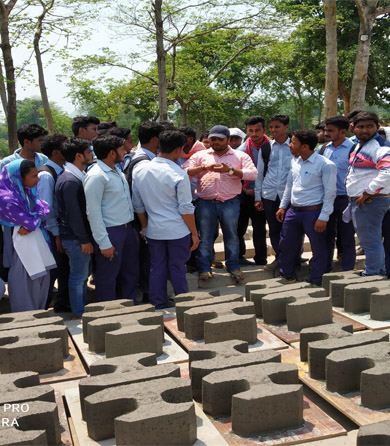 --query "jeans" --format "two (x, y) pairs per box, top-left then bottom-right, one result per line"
(195, 197), (240, 272)
(62, 239), (91, 316)
(351, 197), (390, 275)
